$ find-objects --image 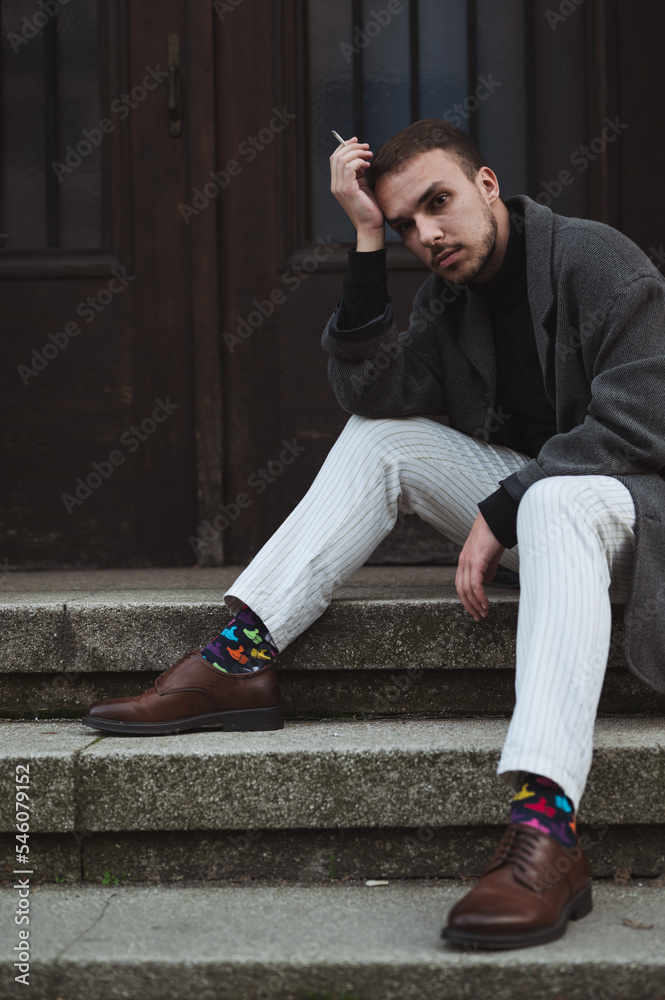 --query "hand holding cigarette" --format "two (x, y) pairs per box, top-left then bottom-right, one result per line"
(329, 131), (385, 250)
